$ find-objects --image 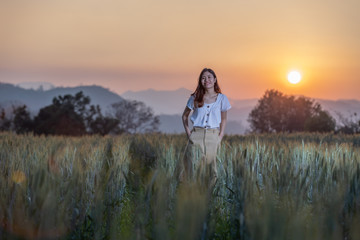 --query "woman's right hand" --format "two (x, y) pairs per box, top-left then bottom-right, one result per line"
(182, 107), (192, 139)
(186, 129), (192, 140)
